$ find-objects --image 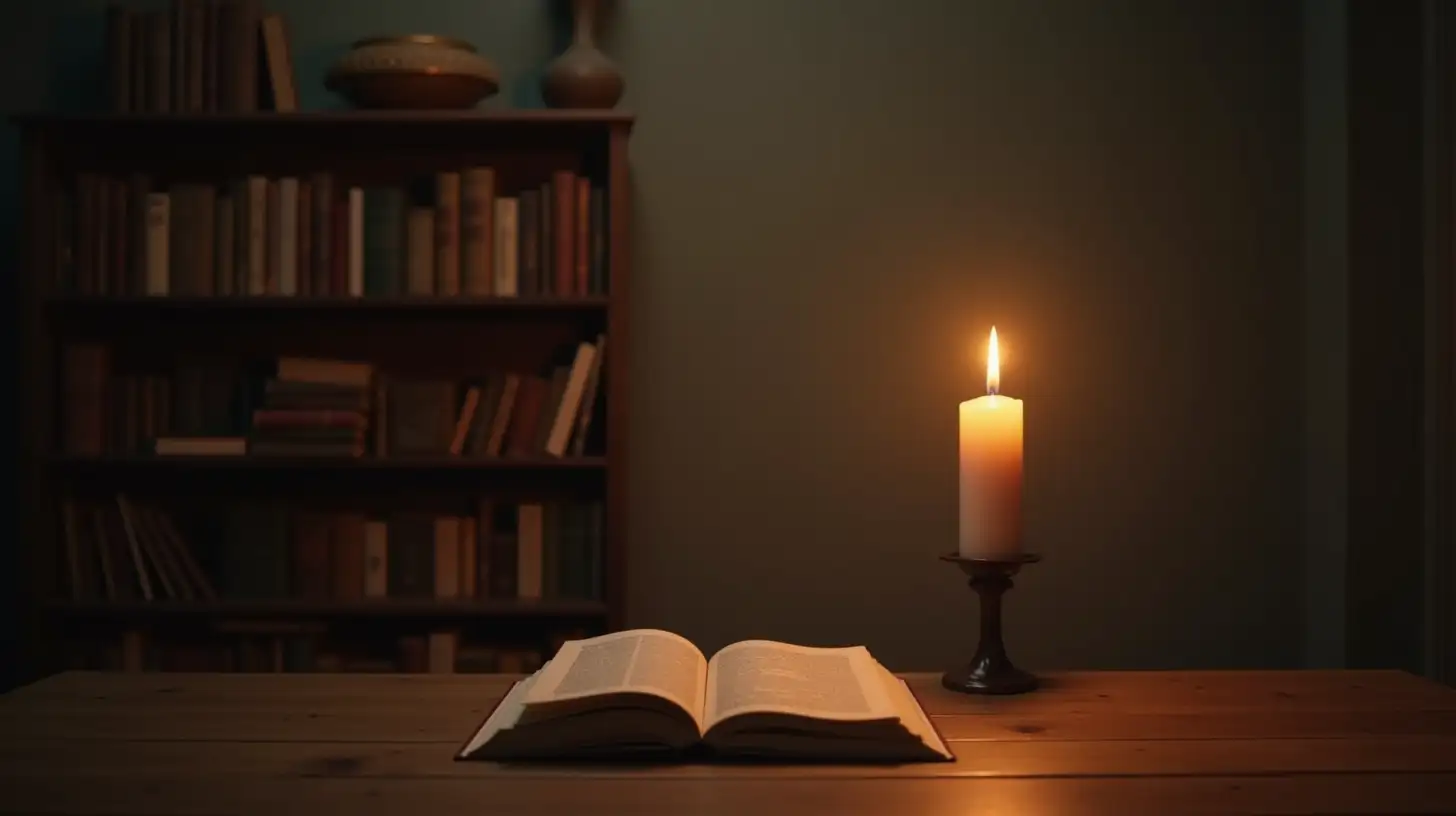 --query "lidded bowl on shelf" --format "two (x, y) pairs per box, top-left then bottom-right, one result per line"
(325, 35), (500, 110)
